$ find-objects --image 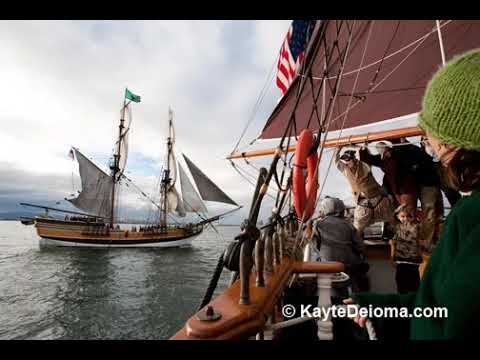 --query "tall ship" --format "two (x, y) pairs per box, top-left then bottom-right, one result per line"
(171, 20), (480, 339)
(22, 90), (240, 248)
